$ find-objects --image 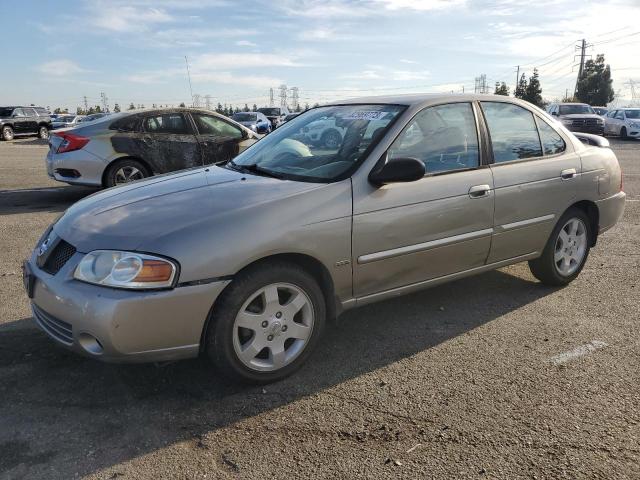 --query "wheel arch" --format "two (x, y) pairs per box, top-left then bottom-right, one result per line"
(566, 200), (599, 246)
(199, 252), (339, 354)
(101, 156), (152, 187)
